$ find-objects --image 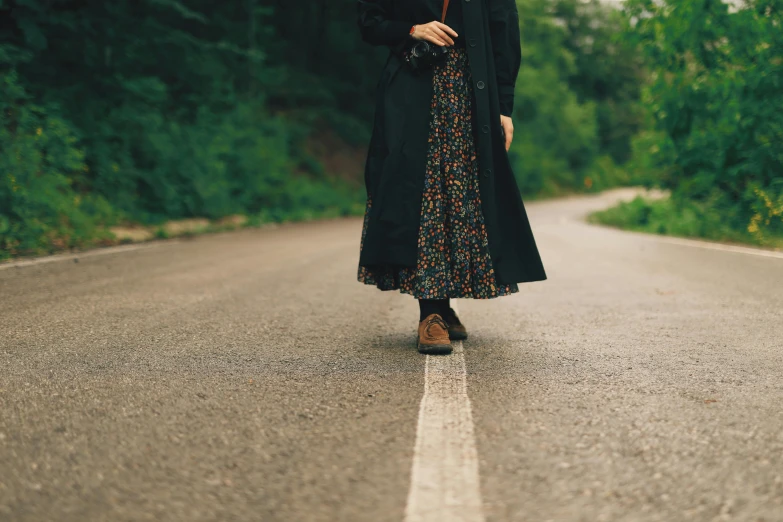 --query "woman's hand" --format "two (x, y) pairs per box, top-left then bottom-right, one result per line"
(411, 22), (458, 47)
(500, 115), (514, 151)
